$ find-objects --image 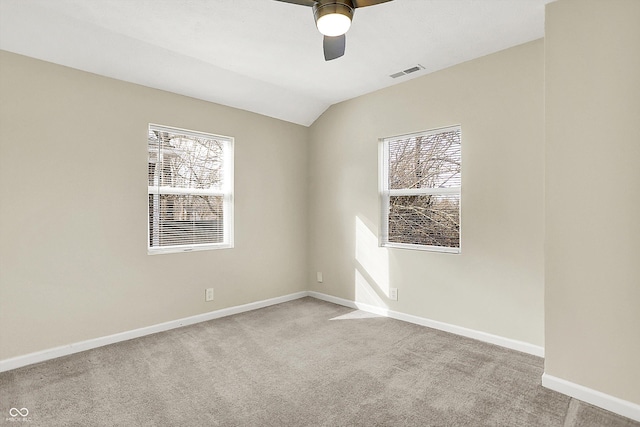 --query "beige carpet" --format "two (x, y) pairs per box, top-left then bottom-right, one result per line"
(1, 297), (638, 426)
